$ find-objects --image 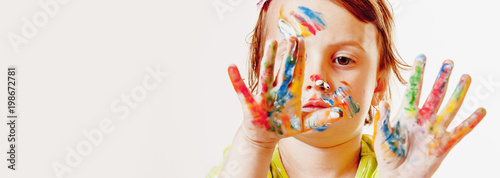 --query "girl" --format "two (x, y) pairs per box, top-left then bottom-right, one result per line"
(212, 0), (486, 177)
